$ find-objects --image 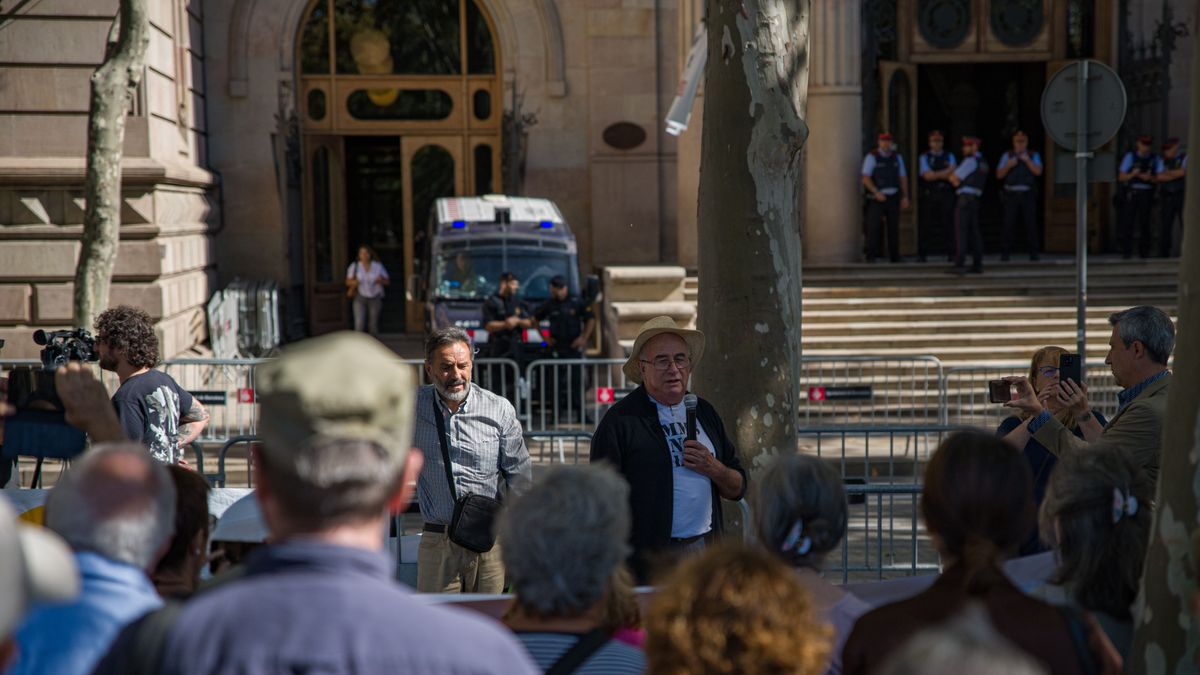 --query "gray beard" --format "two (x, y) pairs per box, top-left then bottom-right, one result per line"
(435, 380), (469, 403)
